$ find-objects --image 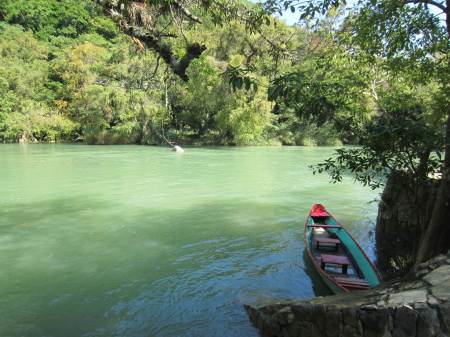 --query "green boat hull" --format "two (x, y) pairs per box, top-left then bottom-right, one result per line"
(304, 208), (381, 294)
